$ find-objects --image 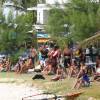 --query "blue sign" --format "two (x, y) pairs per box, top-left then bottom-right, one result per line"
(37, 32), (50, 38)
